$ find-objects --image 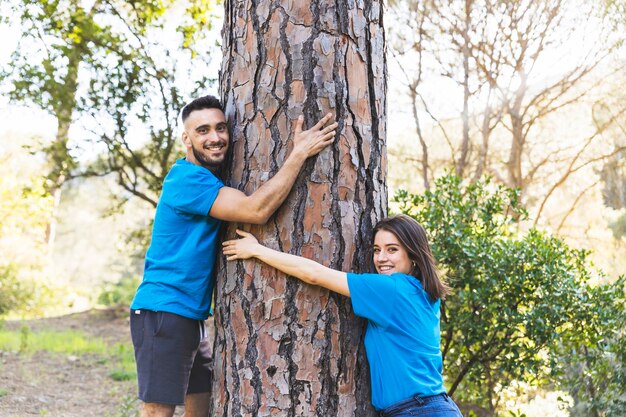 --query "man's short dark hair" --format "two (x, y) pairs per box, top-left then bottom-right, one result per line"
(181, 95), (224, 122)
